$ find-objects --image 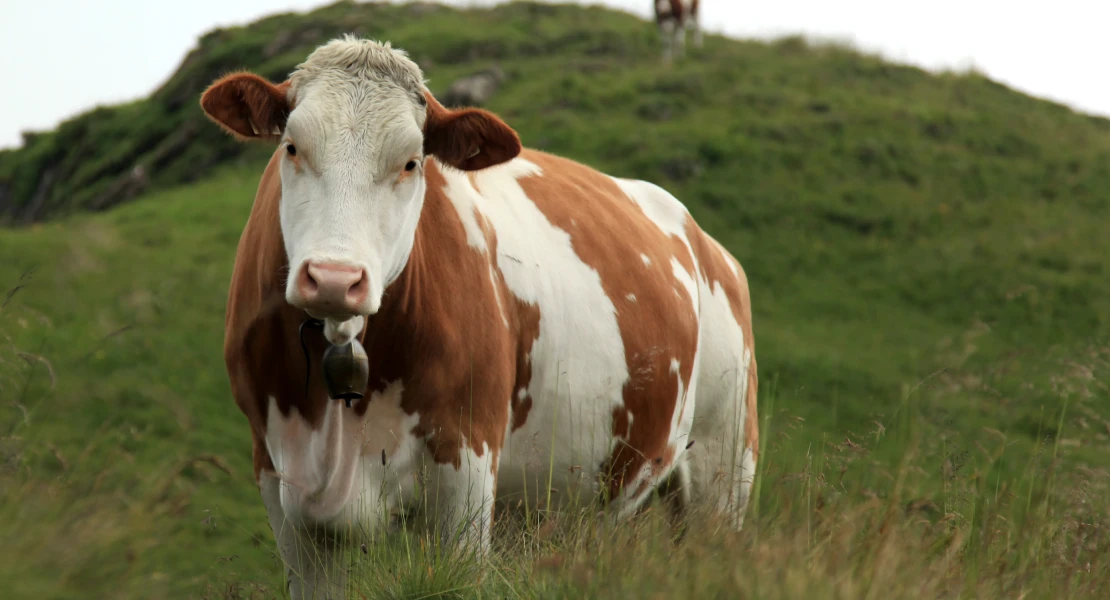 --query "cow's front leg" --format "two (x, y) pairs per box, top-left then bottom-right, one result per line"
(260, 474), (349, 600)
(421, 445), (498, 557)
(659, 20), (677, 65)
